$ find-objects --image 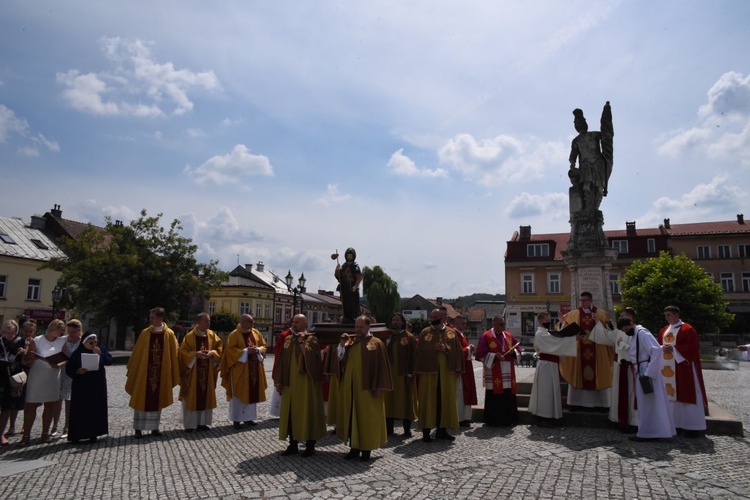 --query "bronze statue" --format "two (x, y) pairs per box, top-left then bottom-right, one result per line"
(333, 247), (362, 323)
(568, 101), (613, 212)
